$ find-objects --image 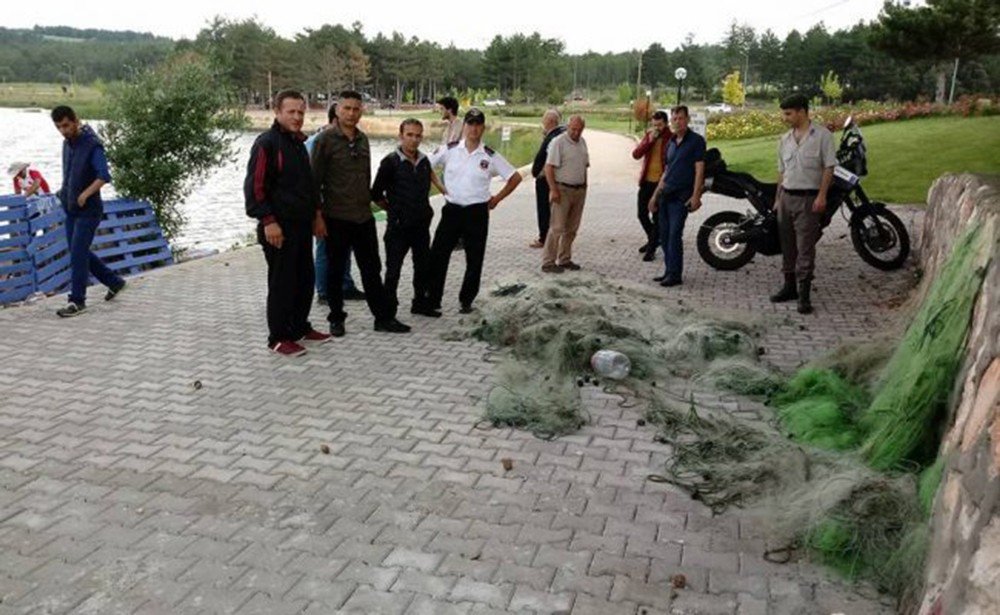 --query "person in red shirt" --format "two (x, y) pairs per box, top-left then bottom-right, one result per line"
(9, 162), (51, 196)
(631, 110), (672, 262)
